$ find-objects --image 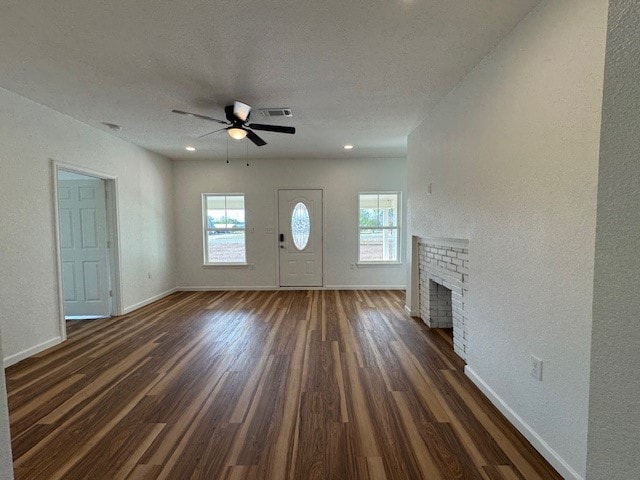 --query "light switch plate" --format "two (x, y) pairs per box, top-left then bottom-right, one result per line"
(530, 355), (543, 381)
